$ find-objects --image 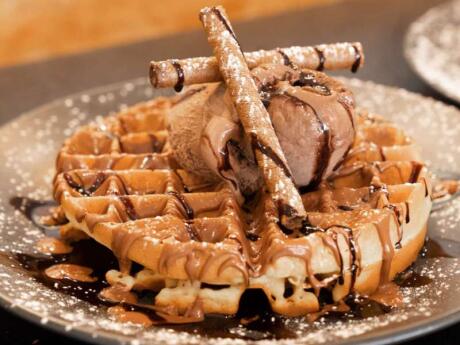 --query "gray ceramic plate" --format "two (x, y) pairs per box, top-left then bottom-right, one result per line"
(0, 77), (459, 345)
(405, 0), (460, 103)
